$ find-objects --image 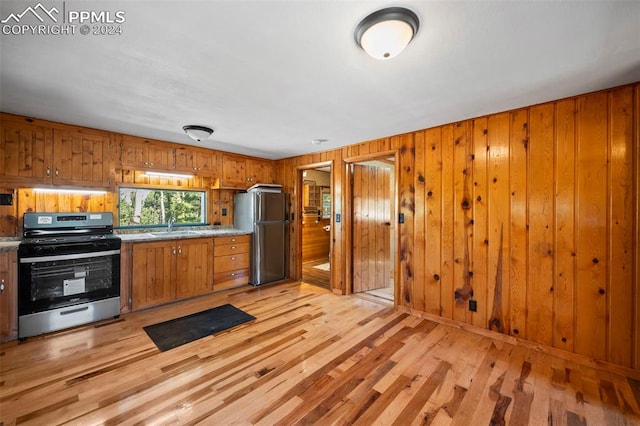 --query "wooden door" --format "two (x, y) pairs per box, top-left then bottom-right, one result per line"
(53, 129), (110, 187)
(0, 117), (52, 184)
(132, 241), (175, 310)
(352, 164), (392, 293)
(176, 238), (213, 299)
